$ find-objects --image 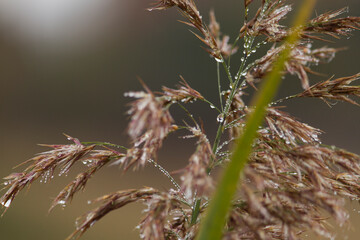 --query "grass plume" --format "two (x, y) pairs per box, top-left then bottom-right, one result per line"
(1, 1), (360, 239)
